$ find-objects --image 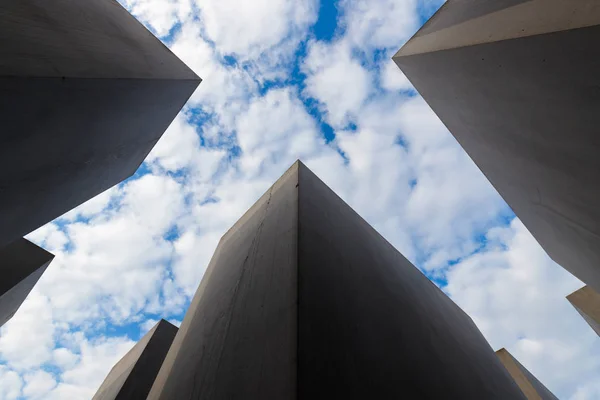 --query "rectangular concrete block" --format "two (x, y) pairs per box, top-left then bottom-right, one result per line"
(0, 238), (53, 327)
(147, 161), (526, 399)
(393, 0), (600, 291)
(0, 0), (201, 247)
(92, 319), (178, 400)
(567, 286), (600, 336)
(496, 348), (558, 400)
